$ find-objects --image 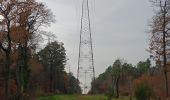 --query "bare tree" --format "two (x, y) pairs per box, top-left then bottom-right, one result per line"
(149, 0), (170, 97)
